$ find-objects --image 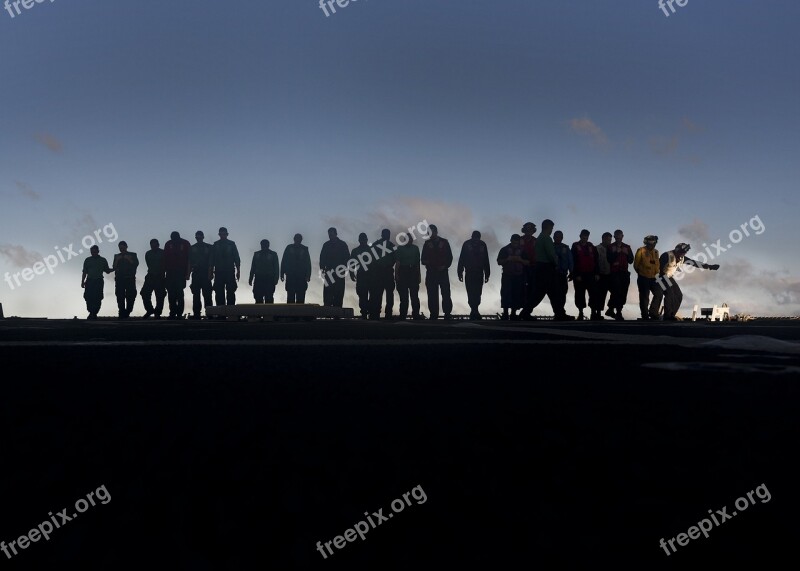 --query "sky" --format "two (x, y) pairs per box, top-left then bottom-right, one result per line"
(1, 0), (799, 318)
